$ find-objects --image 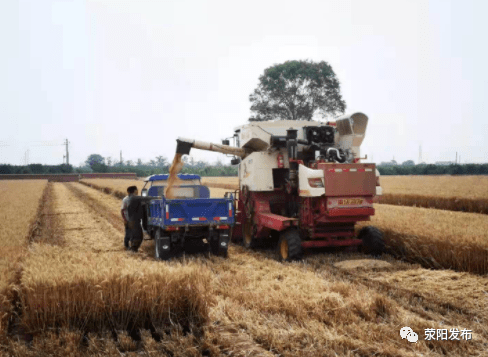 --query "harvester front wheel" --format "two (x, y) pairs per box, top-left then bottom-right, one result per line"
(277, 229), (302, 261)
(358, 226), (385, 257)
(155, 229), (172, 261)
